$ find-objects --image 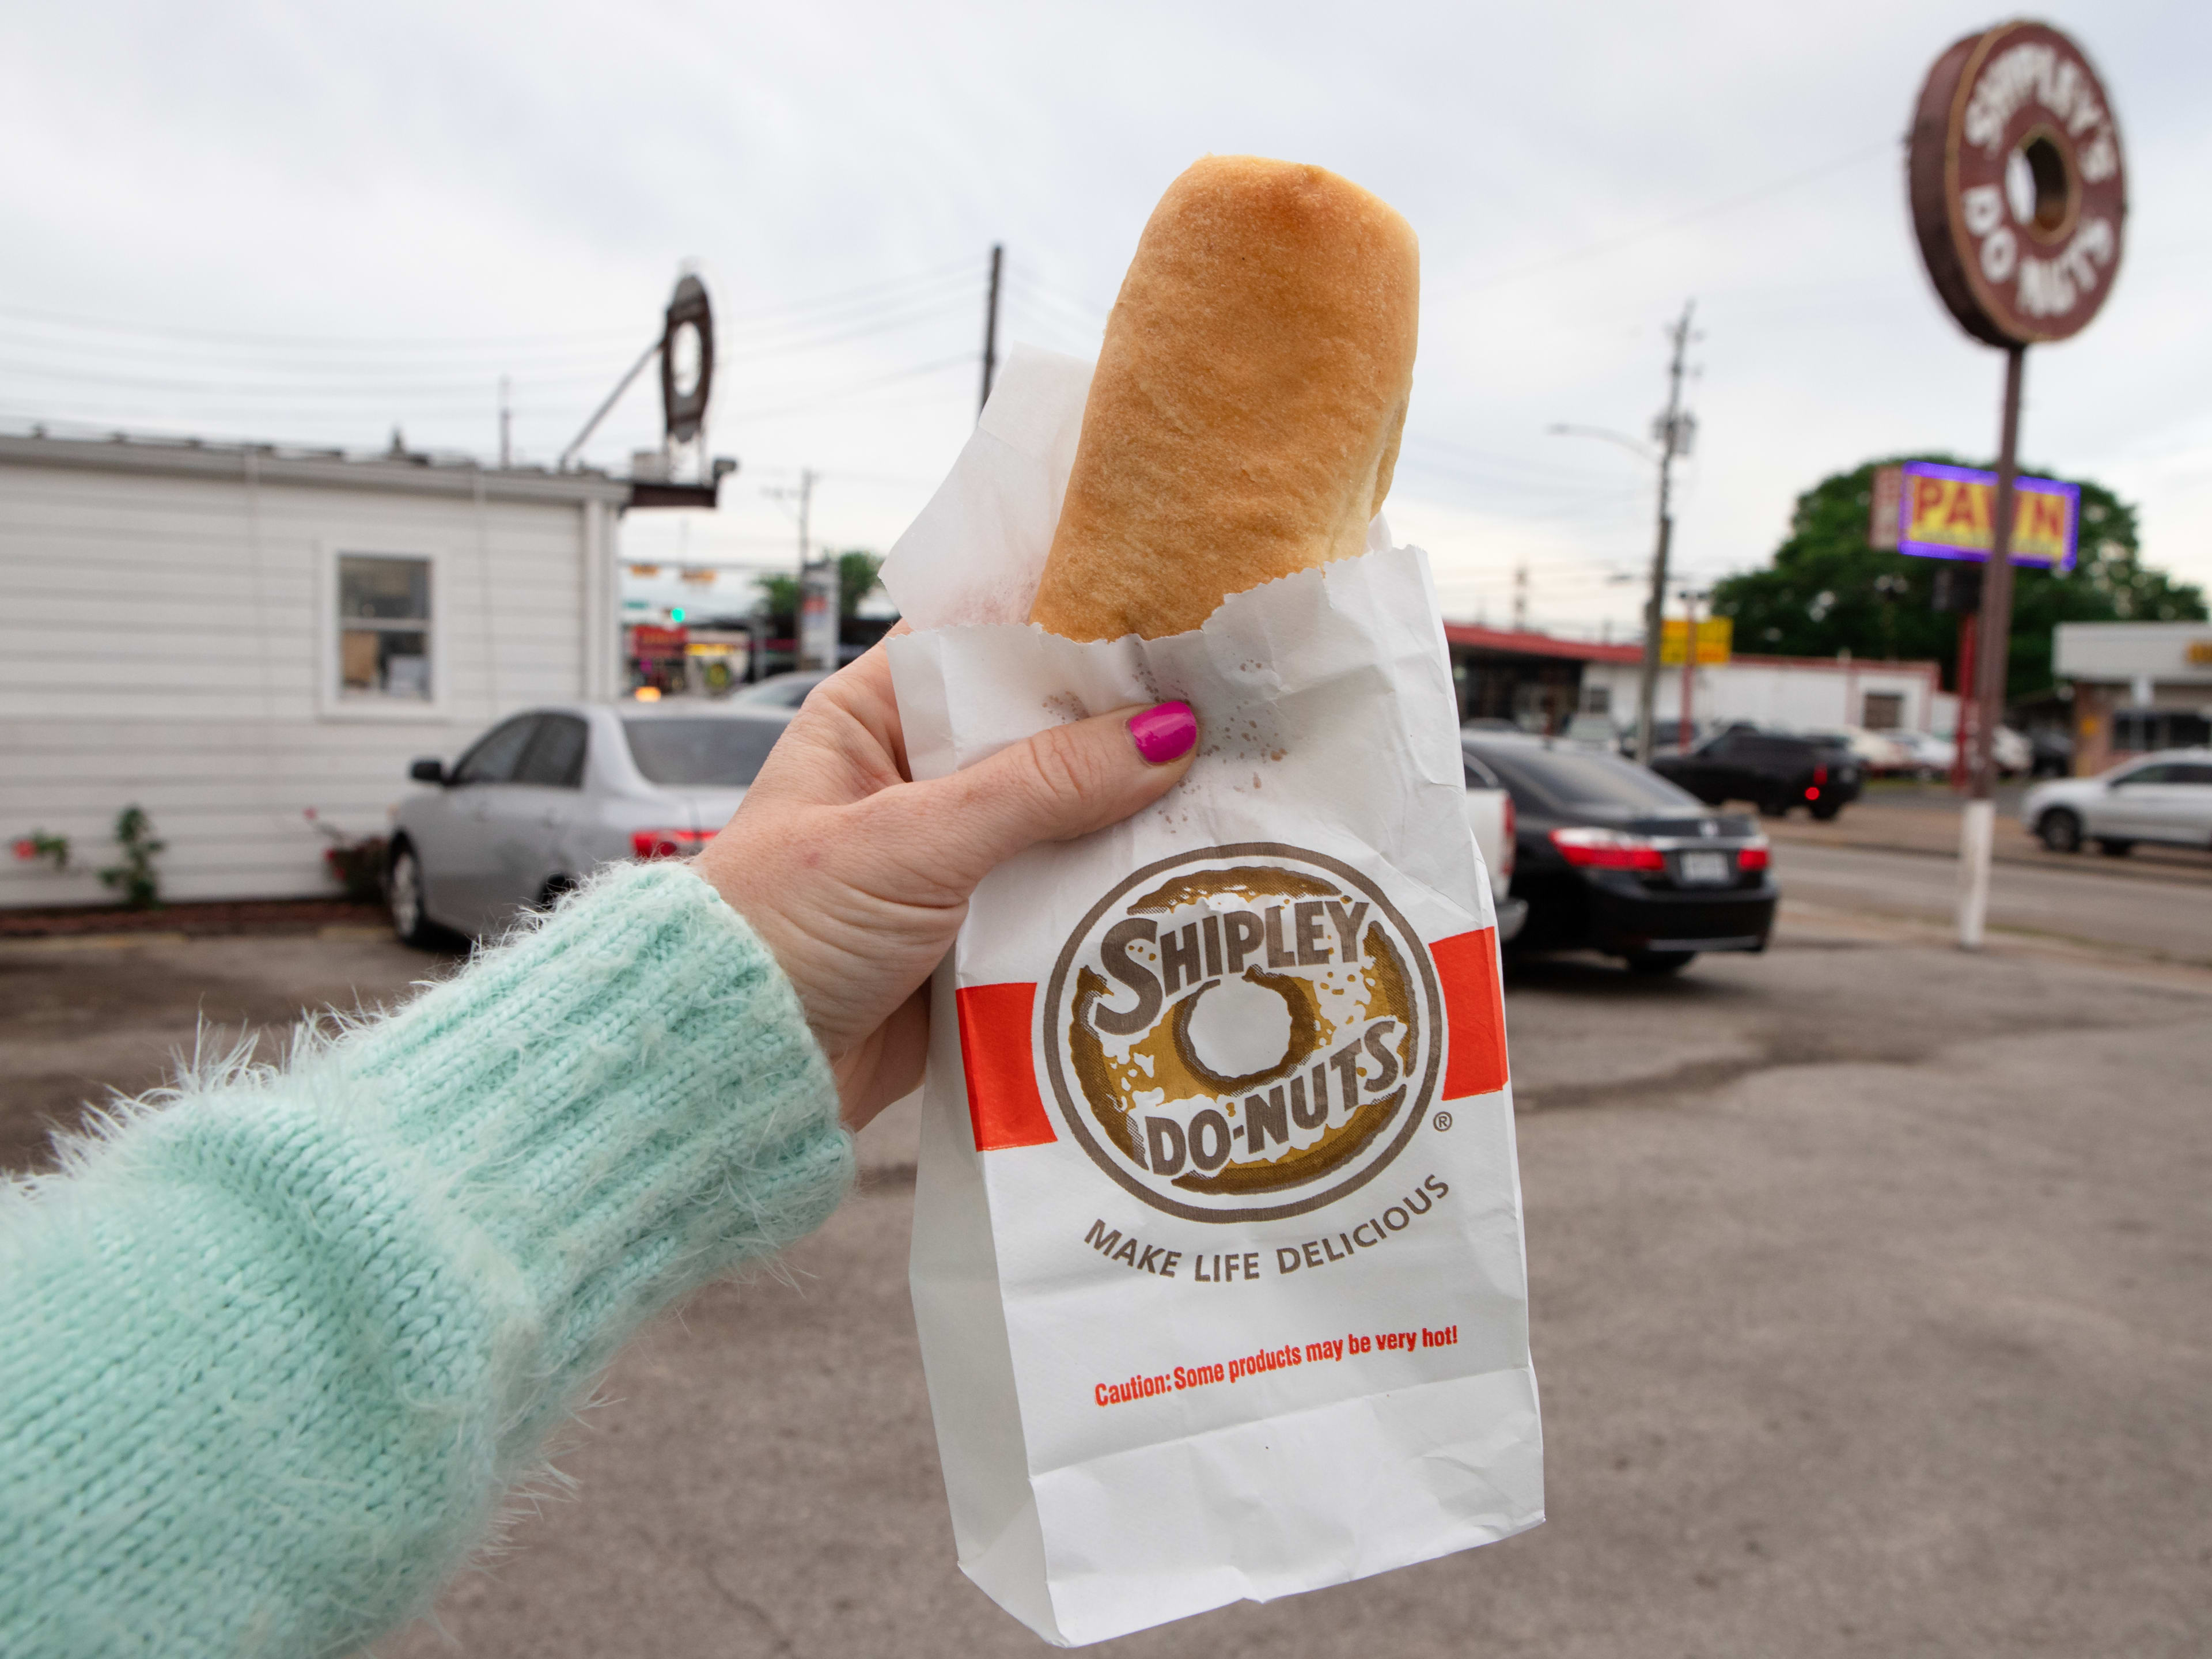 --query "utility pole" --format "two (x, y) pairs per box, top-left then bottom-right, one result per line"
(1634, 301), (1696, 767)
(498, 376), (512, 469)
(1511, 562), (1528, 632)
(980, 244), (1004, 418)
(796, 466), (815, 584)
(763, 465), (820, 654)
